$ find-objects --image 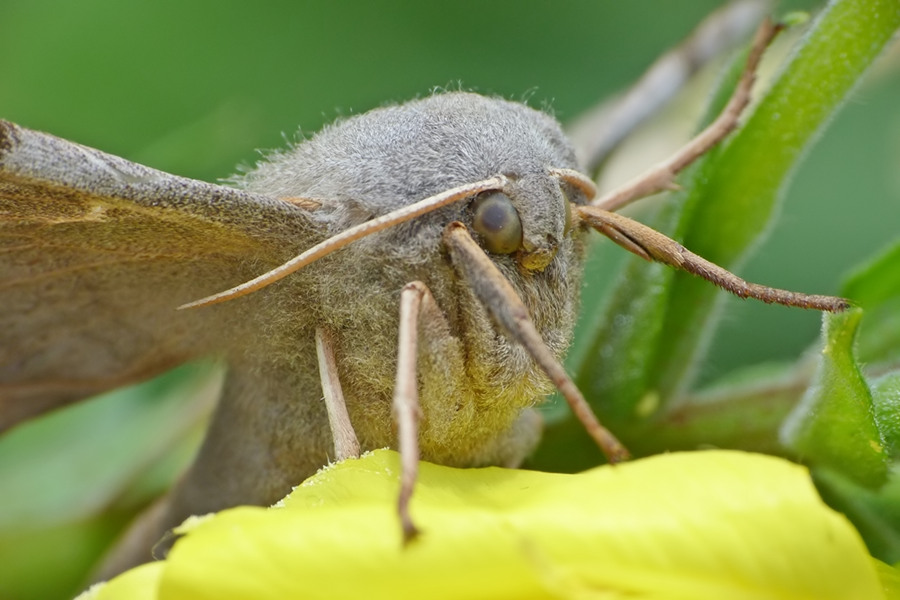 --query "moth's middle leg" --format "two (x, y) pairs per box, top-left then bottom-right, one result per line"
(315, 327), (361, 462)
